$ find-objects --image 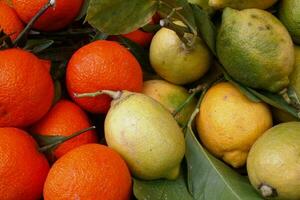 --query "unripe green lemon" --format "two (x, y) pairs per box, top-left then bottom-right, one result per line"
(217, 8), (294, 92)
(105, 91), (185, 180)
(279, 0), (300, 44)
(289, 46), (300, 97)
(247, 122), (300, 199)
(209, 0), (277, 10)
(142, 80), (197, 126)
(150, 26), (212, 85)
